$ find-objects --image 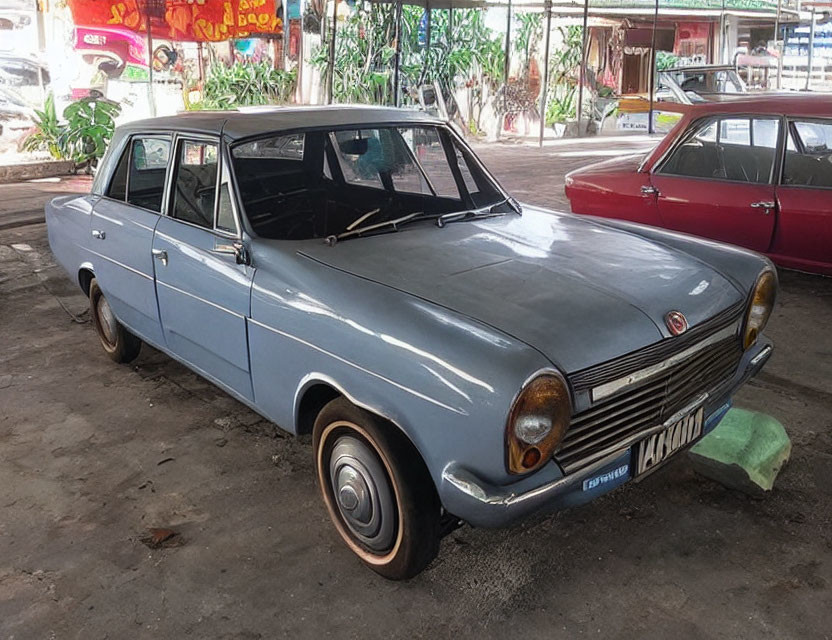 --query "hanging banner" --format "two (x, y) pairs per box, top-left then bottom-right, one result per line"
(67, 0), (283, 42)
